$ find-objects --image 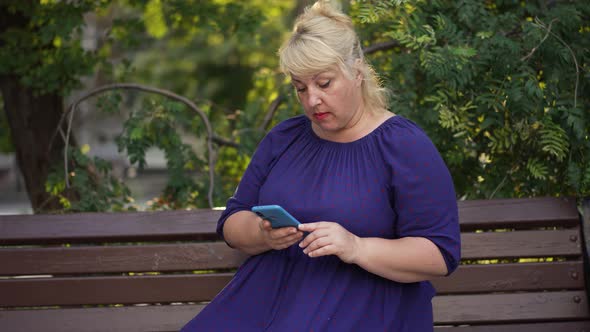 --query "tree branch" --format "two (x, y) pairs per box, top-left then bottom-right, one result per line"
(212, 134), (240, 148)
(540, 21), (580, 109)
(528, 18), (580, 109)
(55, 83), (219, 208)
(363, 40), (400, 55)
(521, 18), (557, 62)
(259, 94), (286, 131)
